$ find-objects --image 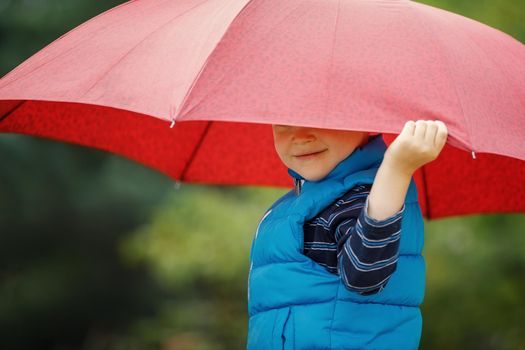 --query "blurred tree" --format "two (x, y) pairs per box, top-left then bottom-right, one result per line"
(119, 185), (286, 349)
(0, 1), (170, 349)
(0, 135), (172, 349)
(422, 215), (525, 349)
